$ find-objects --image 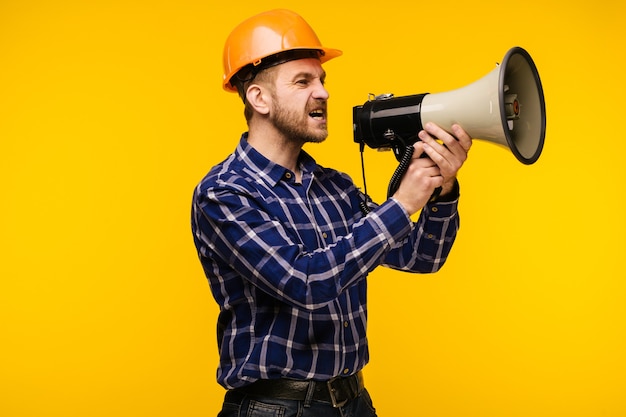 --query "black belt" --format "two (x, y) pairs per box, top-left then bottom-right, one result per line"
(228, 371), (364, 408)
